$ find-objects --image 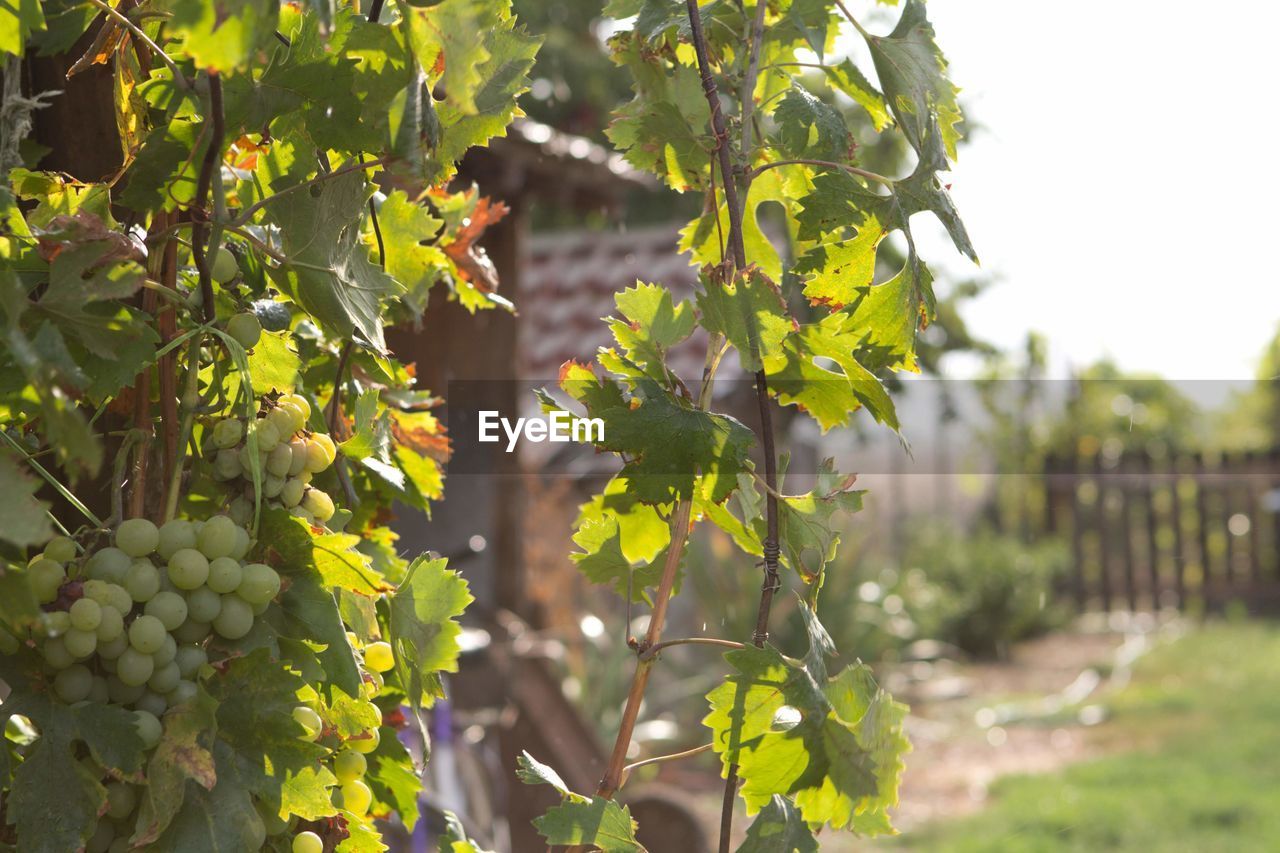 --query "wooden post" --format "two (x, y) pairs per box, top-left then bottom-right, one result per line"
(1141, 452), (1162, 610)
(1093, 452), (1113, 612)
(1194, 452), (1214, 607)
(1119, 453), (1139, 612)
